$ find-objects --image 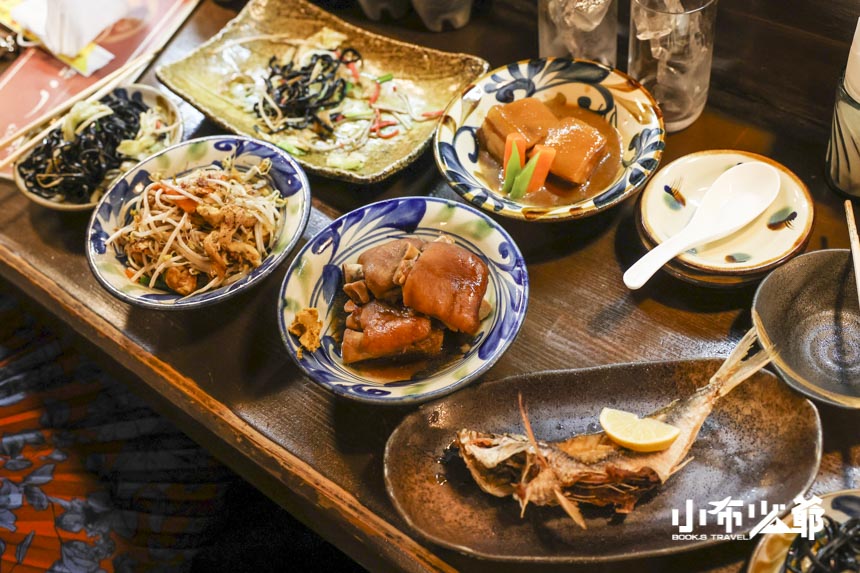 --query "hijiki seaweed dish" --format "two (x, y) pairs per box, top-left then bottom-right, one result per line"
(223, 27), (441, 171)
(16, 91), (176, 205)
